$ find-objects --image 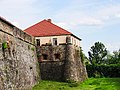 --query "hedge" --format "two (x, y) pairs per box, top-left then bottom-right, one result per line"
(86, 64), (120, 78)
